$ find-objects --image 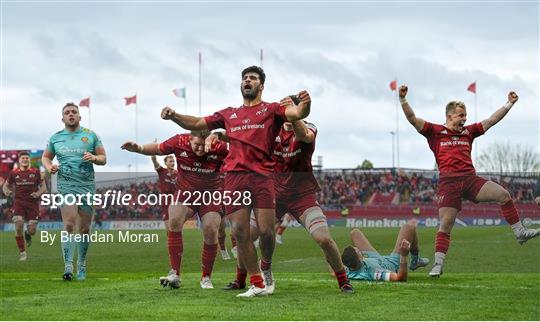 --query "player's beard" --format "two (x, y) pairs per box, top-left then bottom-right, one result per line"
(241, 85), (260, 100)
